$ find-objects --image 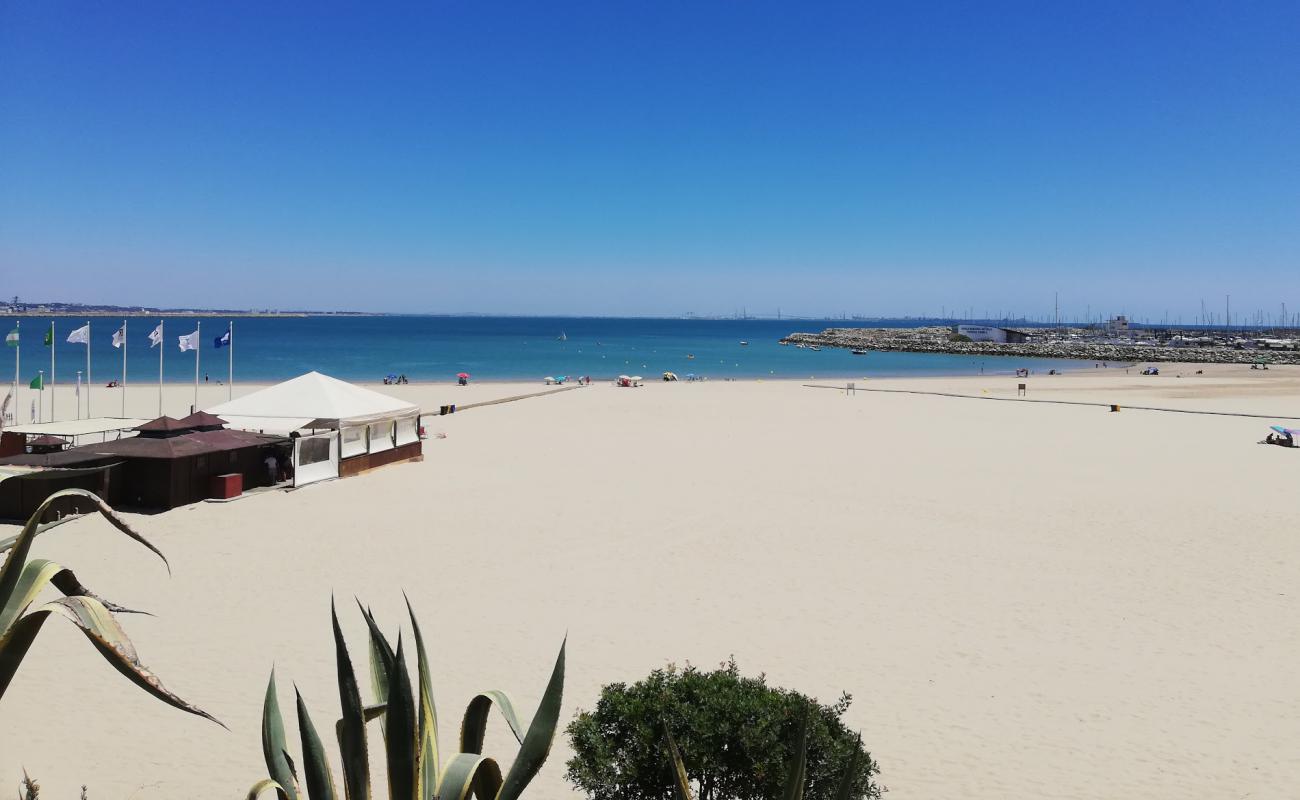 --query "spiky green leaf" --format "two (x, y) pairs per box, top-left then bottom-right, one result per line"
(437, 753), (503, 800)
(262, 670), (300, 800)
(0, 489), (167, 616)
(296, 687), (338, 800)
(333, 599), (370, 800)
(832, 738), (864, 800)
(663, 722), (696, 800)
(781, 710), (810, 800)
(245, 778), (289, 800)
(0, 595), (219, 724)
(459, 690), (526, 754)
(385, 637), (418, 800)
(0, 559), (144, 637)
(496, 637), (566, 800)
(357, 603), (395, 705)
(405, 596), (440, 798)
